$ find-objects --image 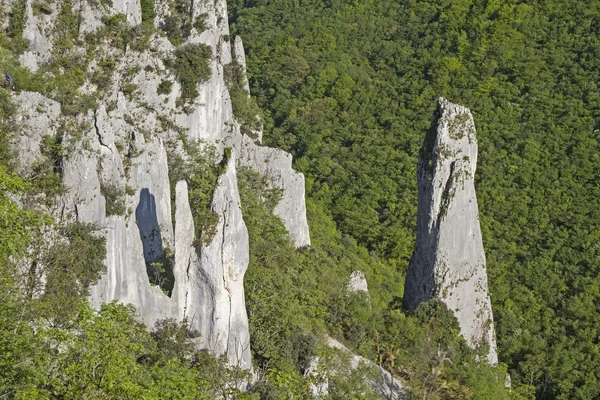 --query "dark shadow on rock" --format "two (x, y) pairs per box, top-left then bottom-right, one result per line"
(136, 188), (174, 296)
